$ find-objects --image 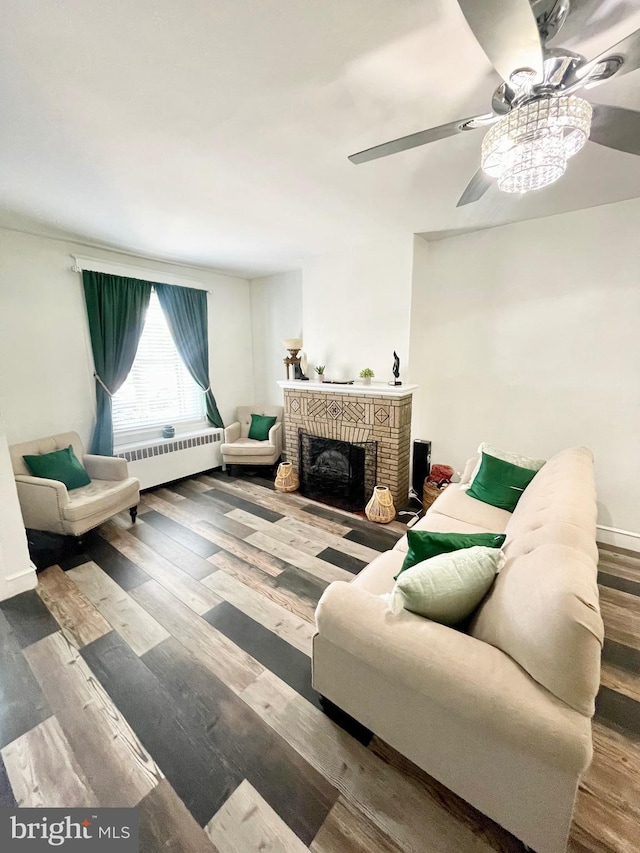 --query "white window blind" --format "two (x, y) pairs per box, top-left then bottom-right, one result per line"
(112, 291), (205, 434)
